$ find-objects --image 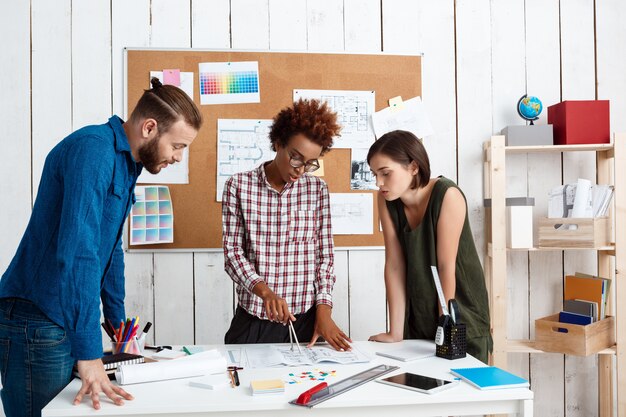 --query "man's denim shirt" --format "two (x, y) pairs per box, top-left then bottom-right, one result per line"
(0, 116), (142, 360)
